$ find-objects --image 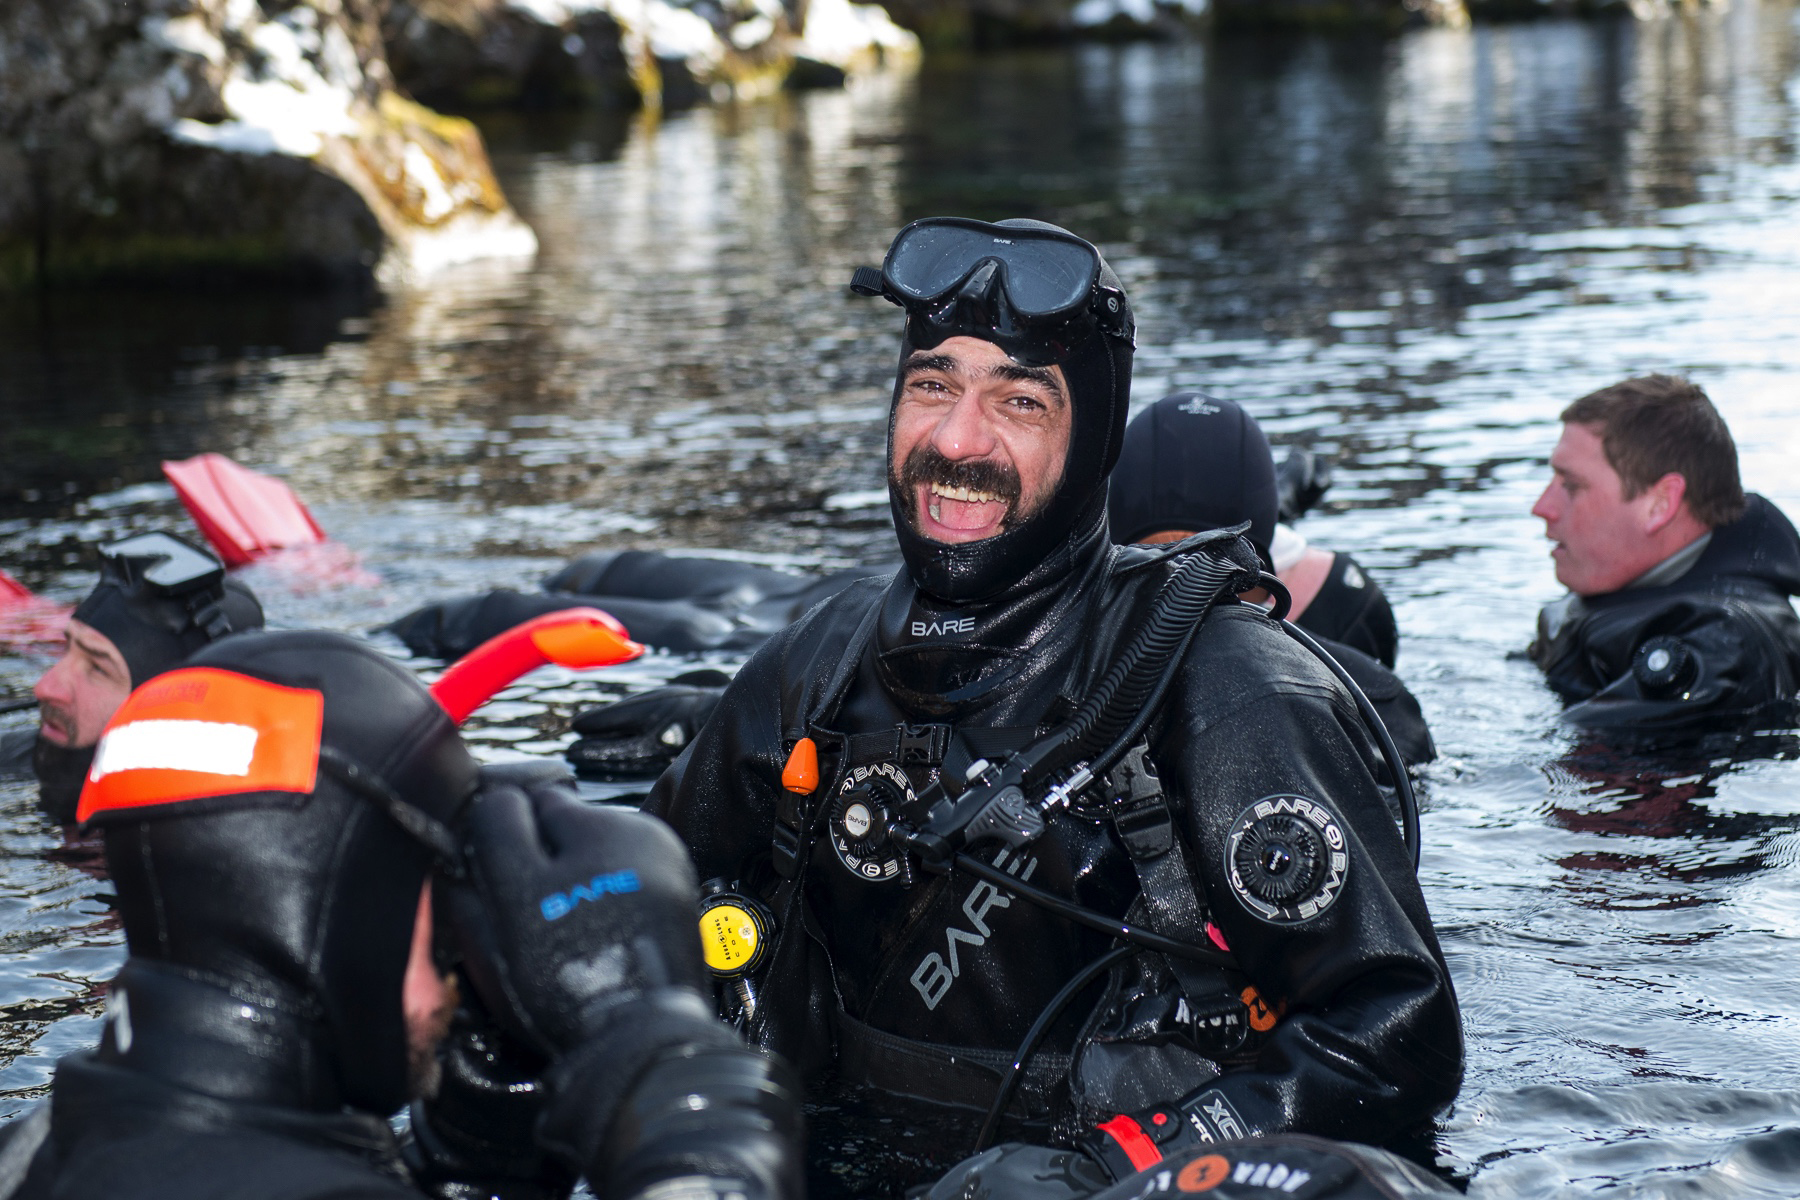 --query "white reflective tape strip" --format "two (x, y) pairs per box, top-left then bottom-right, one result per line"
(89, 720), (259, 781)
